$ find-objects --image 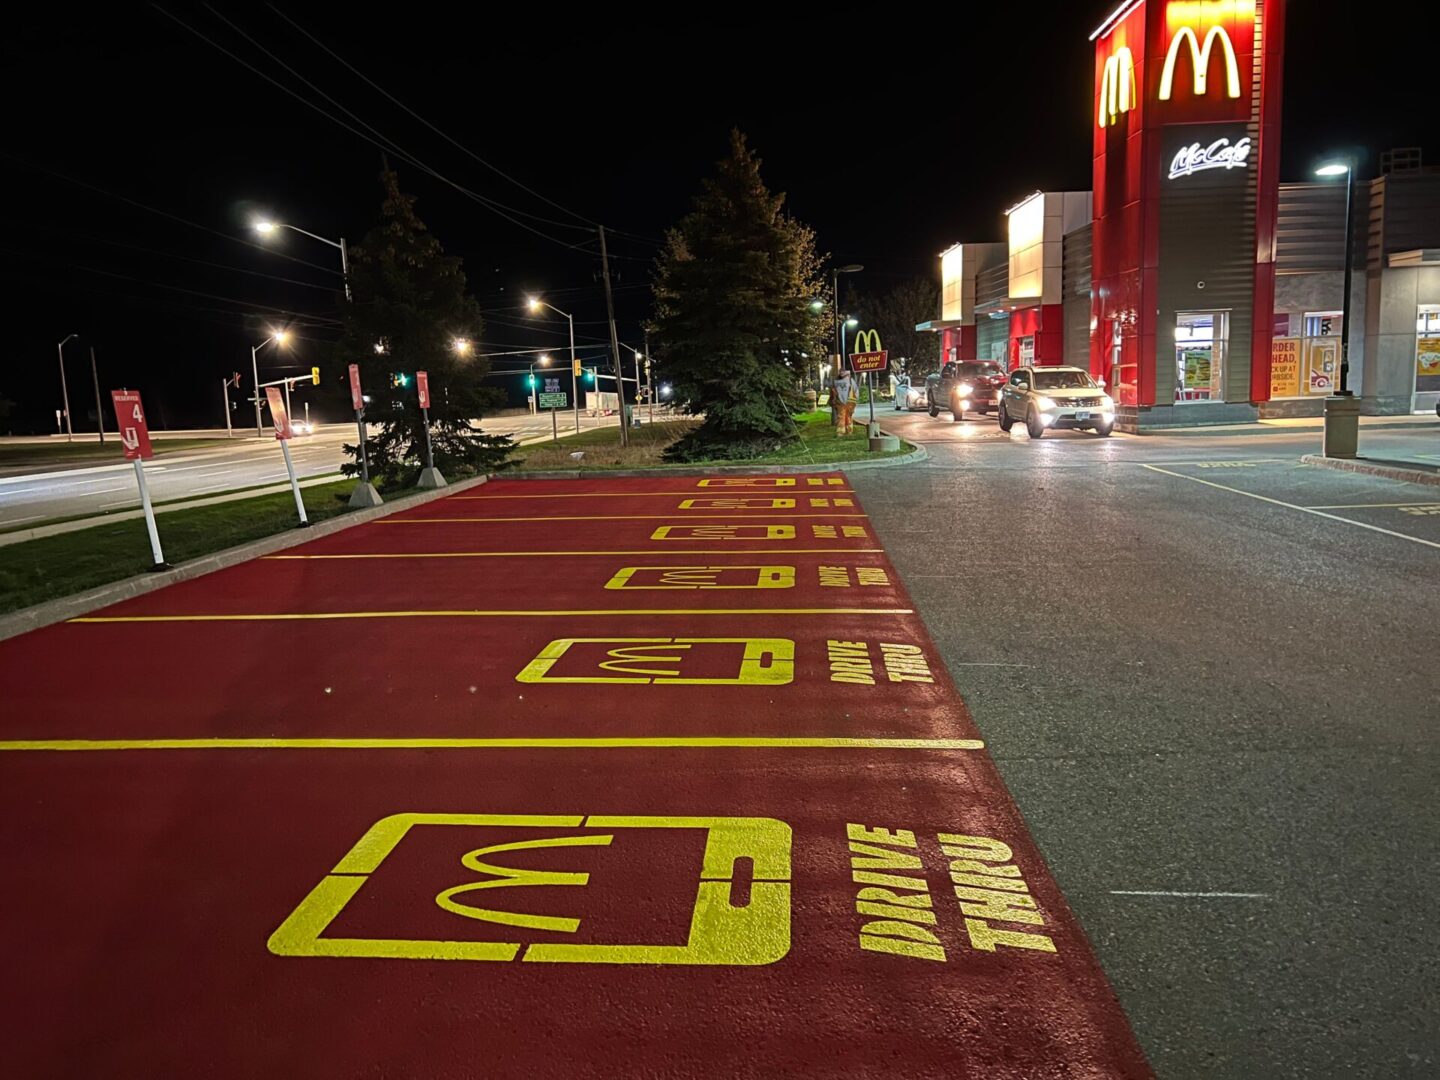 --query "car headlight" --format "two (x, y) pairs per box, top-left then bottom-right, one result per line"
(956, 383), (973, 396)
(1035, 395), (1056, 410)
(1099, 395), (1115, 409)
